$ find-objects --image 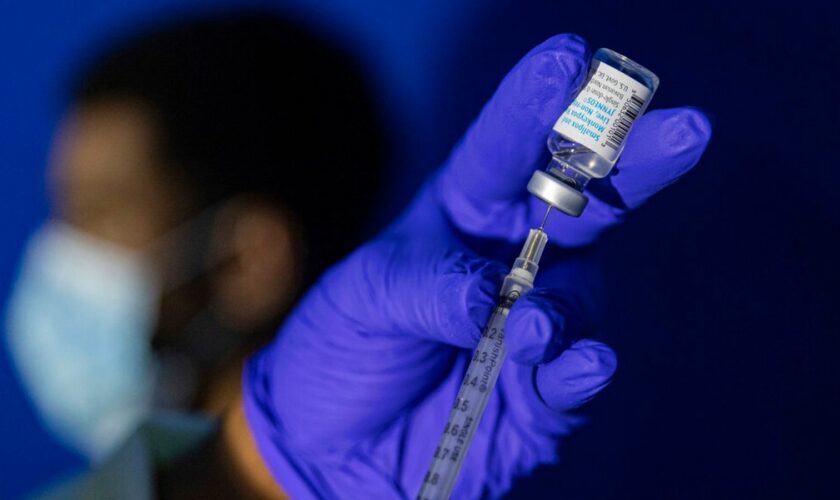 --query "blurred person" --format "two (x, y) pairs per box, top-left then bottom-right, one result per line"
(4, 10), (383, 468)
